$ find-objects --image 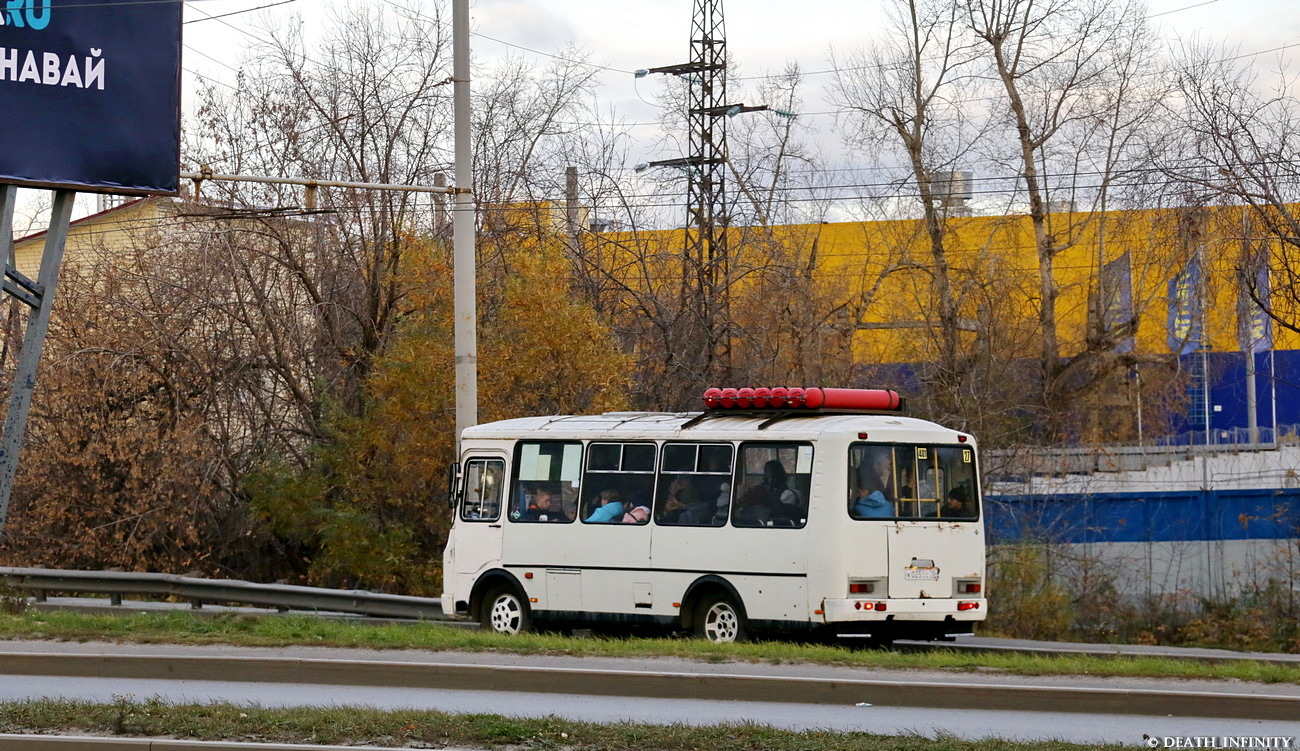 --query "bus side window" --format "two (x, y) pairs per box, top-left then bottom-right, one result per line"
(581, 442), (656, 524)
(655, 443), (732, 527)
(511, 441), (581, 523)
(731, 443), (810, 529)
(460, 459), (504, 522)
